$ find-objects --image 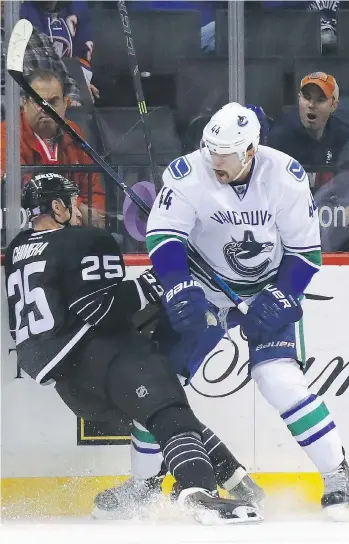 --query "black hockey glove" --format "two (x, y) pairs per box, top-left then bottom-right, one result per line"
(137, 268), (165, 305)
